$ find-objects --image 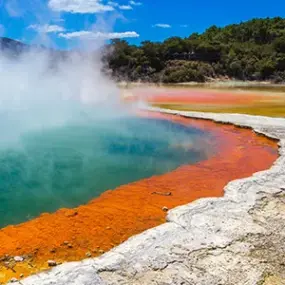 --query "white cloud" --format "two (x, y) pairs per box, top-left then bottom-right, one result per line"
(119, 5), (132, 10)
(28, 24), (65, 34)
(48, 0), (114, 14)
(108, 2), (133, 10)
(129, 1), (142, 5)
(180, 24), (188, 28)
(107, 1), (119, 7)
(153, 23), (171, 28)
(59, 30), (139, 40)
